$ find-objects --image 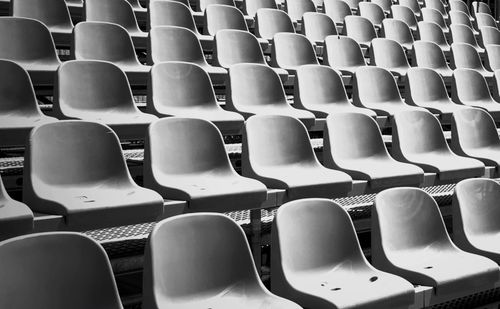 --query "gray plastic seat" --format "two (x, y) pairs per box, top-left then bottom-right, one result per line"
(271, 32), (319, 74)
(324, 35), (366, 75)
(353, 66), (424, 116)
(242, 115), (352, 200)
(323, 0), (352, 26)
(405, 67), (465, 117)
(301, 12), (337, 46)
(285, 0), (316, 22)
(381, 18), (415, 51)
(0, 60), (57, 147)
(399, 0), (422, 18)
(84, 0), (146, 49)
(342, 15), (377, 48)
(372, 0), (392, 14)
(392, 110), (486, 180)
(214, 29), (288, 81)
(23, 121), (164, 229)
(422, 8), (449, 34)
(411, 40), (453, 78)
(11, 0), (73, 47)
(54, 60), (157, 140)
(148, 62), (243, 132)
(372, 187), (499, 297)
(272, 198), (415, 309)
(418, 21), (451, 53)
(244, 0), (277, 16)
(0, 17), (61, 87)
(255, 8), (295, 40)
(485, 44), (500, 71)
(449, 10), (479, 35)
(451, 107), (500, 168)
(359, 1), (385, 29)
(449, 0), (474, 20)
(324, 113), (424, 188)
(342, 0), (363, 13)
(73, 22), (150, 86)
(0, 175), (33, 241)
(453, 178), (500, 264)
(148, 0), (212, 50)
(197, 0), (236, 11)
(148, 26), (227, 84)
(452, 67), (500, 117)
(450, 24), (485, 54)
(480, 26), (500, 46)
(0, 232), (124, 309)
(227, 63), (315, 126)
(370, 38), (411, 76)
(391, 5), (418, 33)
(294, 65), (376, 117)
(472, 1), (492, 17)
(425, 0), (449, 19)
(451, 42), (493, 78)
(475, 12), (499, 30)
(144, 118), (267, 212)
(143, 214), (301, 309)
